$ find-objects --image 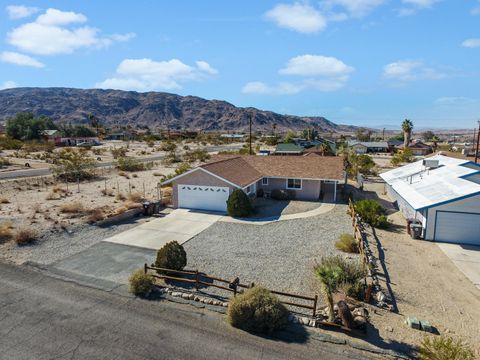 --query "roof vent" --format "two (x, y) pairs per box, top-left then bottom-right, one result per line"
(423, 159), (440, 169)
